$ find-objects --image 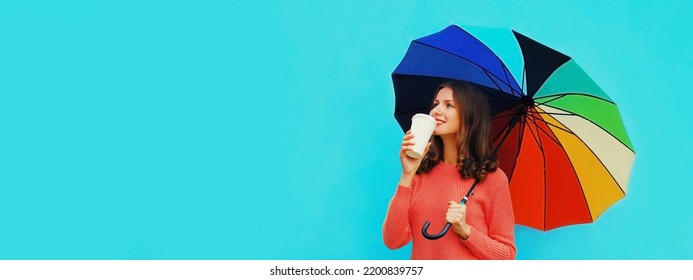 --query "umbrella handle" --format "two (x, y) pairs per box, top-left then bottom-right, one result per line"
(421, 221), (452, 240)
(422, 198), (468, 240)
